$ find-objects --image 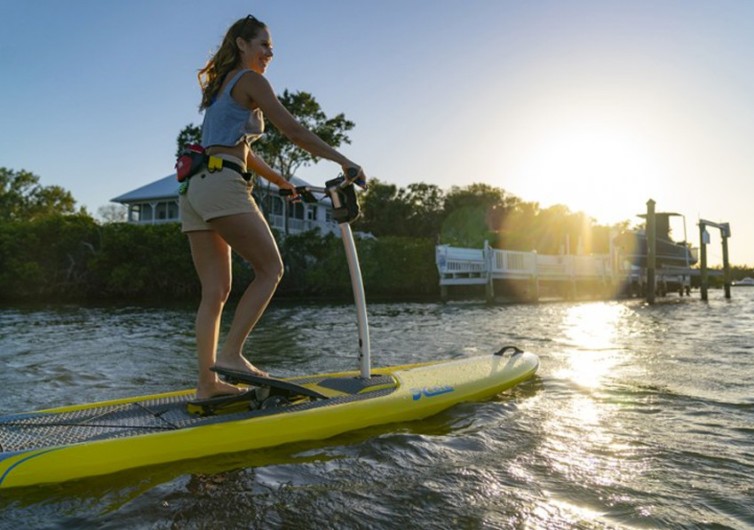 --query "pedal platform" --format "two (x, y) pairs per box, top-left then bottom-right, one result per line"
(187, 368), (328, 416)
(212, 367), (328, 400)
(186, 389), (258, 416)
